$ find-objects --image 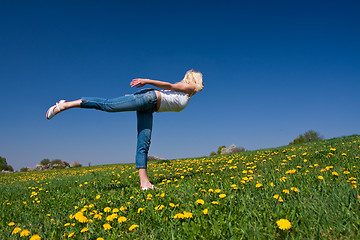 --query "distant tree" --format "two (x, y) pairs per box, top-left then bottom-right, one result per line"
(70, 161), (82, 168)
(40, 158), (51, 166)
(221, 144), (245, 154)
(209, 152), (217, 156)
(50, 159), (67, 169)
(217, 146), (226, 155)
(290, 130), (323, 145)
(0, 156), (13, 172)
(20, 167), (29, 172)
(0, 156), (6, 165)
